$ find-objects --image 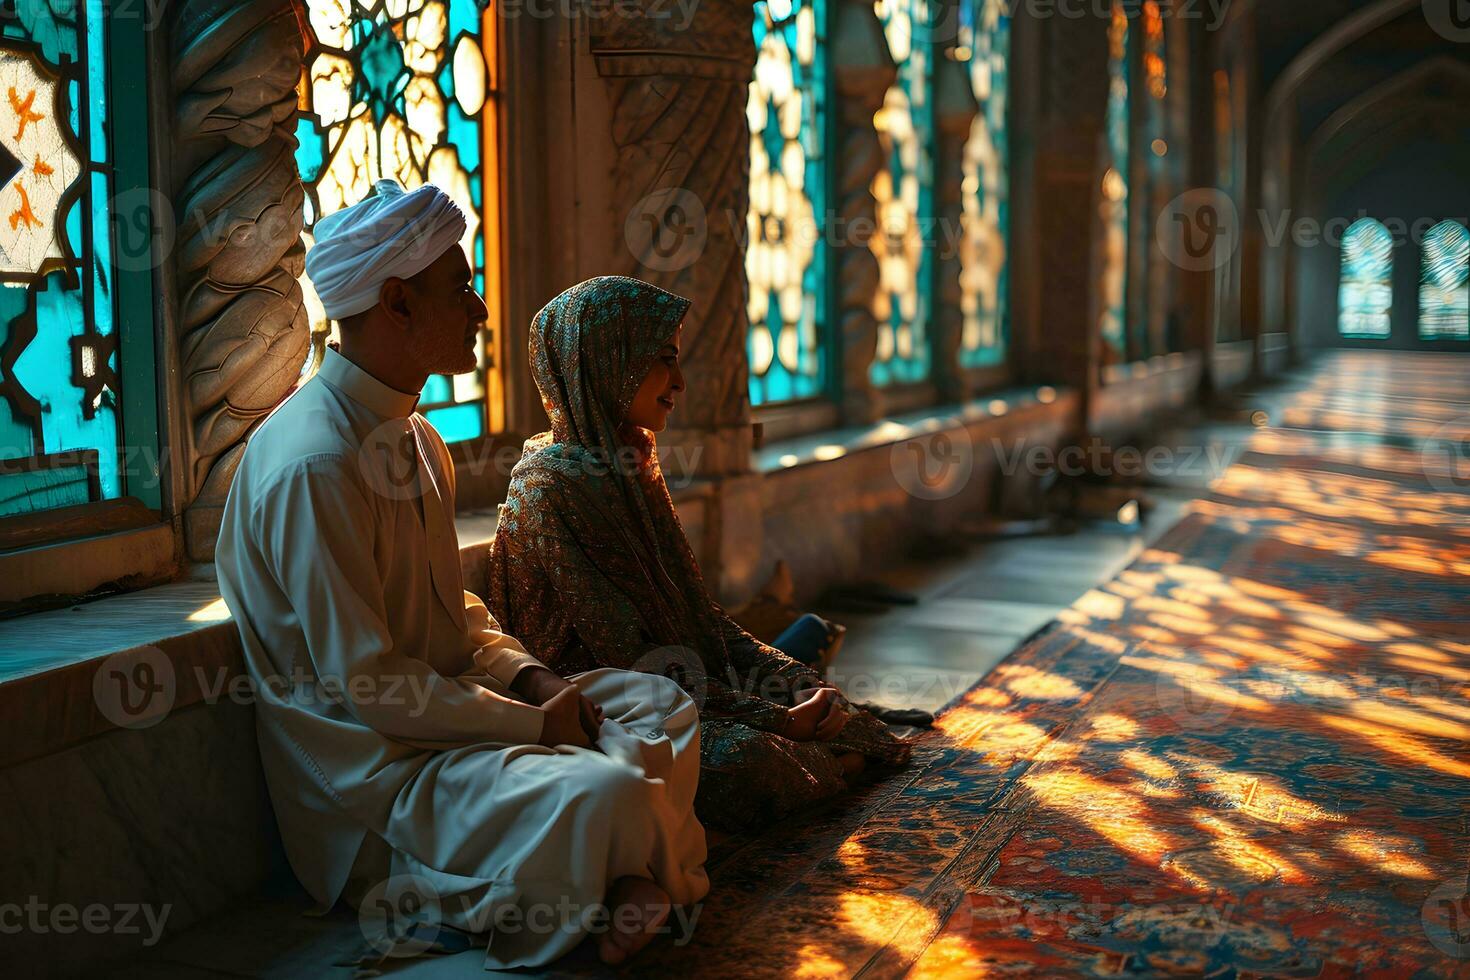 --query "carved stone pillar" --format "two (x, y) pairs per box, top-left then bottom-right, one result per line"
(1024, 5), (1112, 419)
(169, 0), (308, 559)
(572, 4), (757, 479)
(932, 49), (980, 404)
(830, 0), (896, 425)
